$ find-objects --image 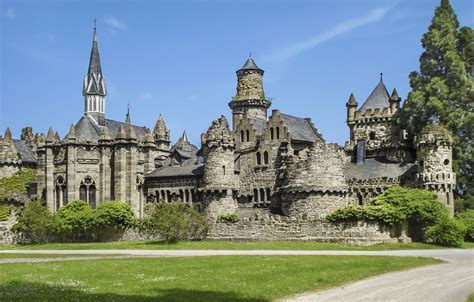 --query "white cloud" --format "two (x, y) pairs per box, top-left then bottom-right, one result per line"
(104, 16), (127, 31)
(264, 6), (394, 63)
(140, 92), (153, 100)
(5, 8), (16, 19)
